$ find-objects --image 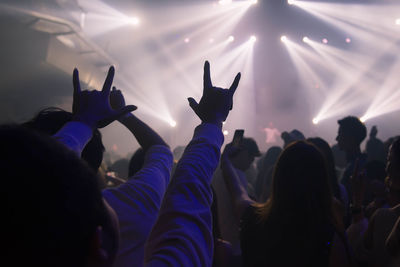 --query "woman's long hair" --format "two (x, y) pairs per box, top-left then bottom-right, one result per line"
(254, 141), (346, 265)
